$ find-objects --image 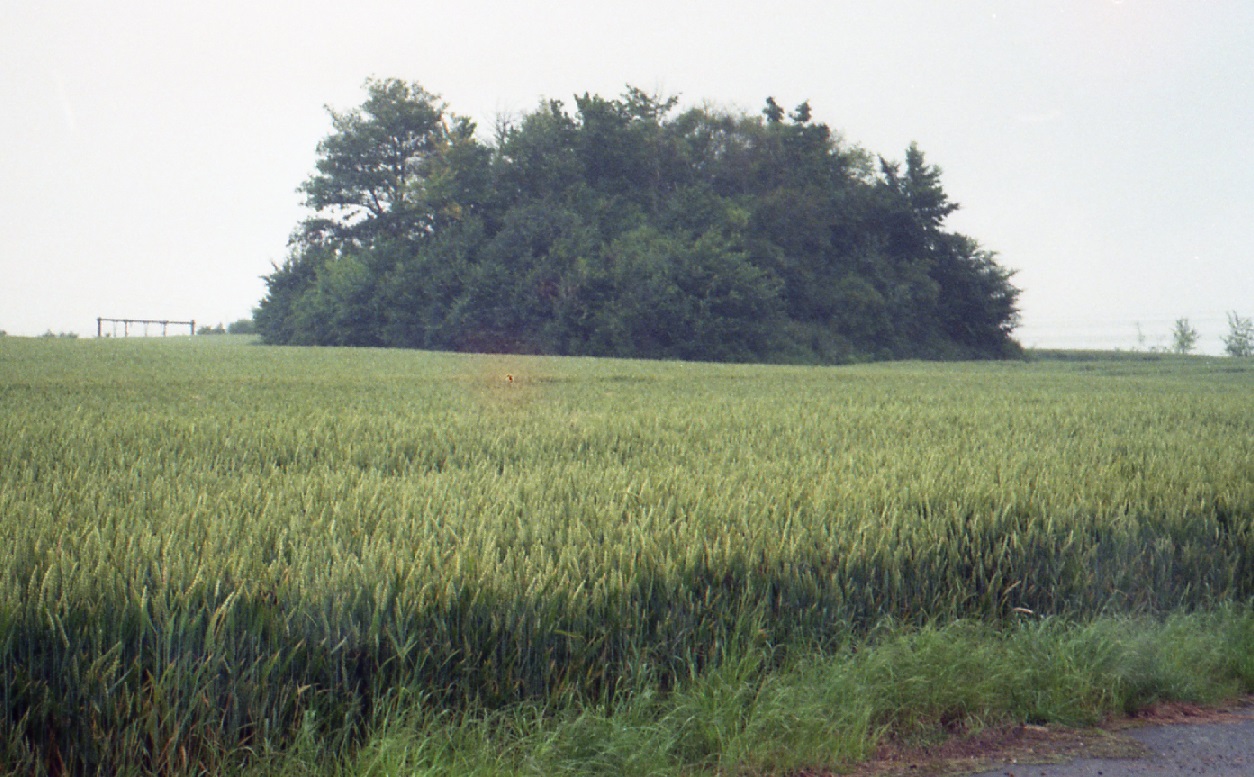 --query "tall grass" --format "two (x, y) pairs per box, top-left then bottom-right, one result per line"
(0, 337), (1250, 773)
(263, 608), (1254, 777)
